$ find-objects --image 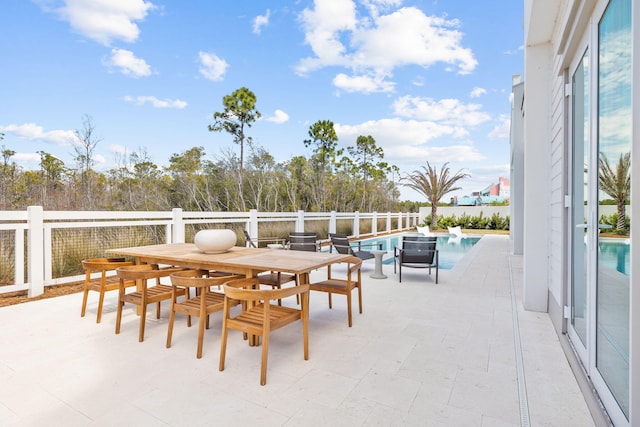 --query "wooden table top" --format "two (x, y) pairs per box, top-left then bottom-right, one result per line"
(107, 243), (349, 276)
